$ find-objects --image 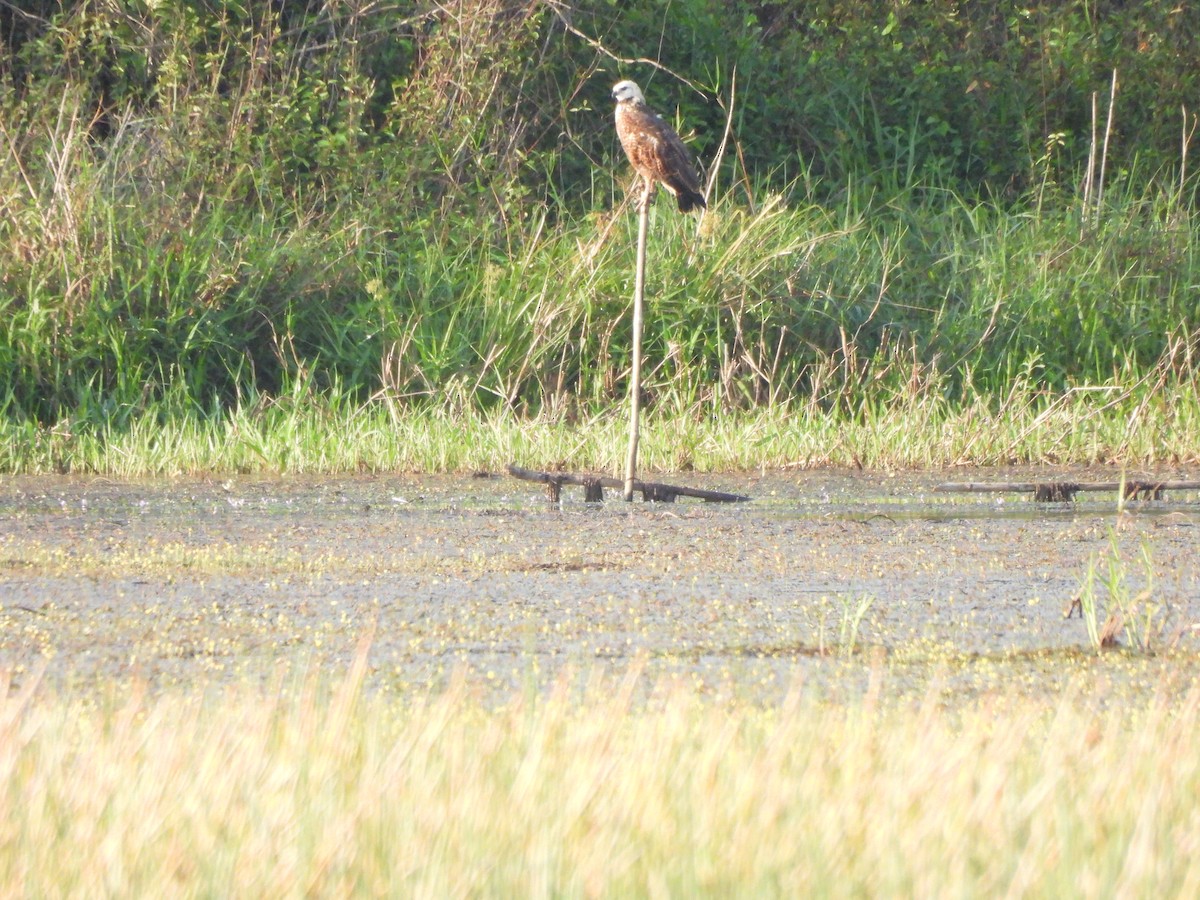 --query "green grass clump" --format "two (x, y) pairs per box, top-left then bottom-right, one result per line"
(4, 655), (1200, 895)
(3, 359), (1199, 475)
(1077, 529), (1182, 655)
